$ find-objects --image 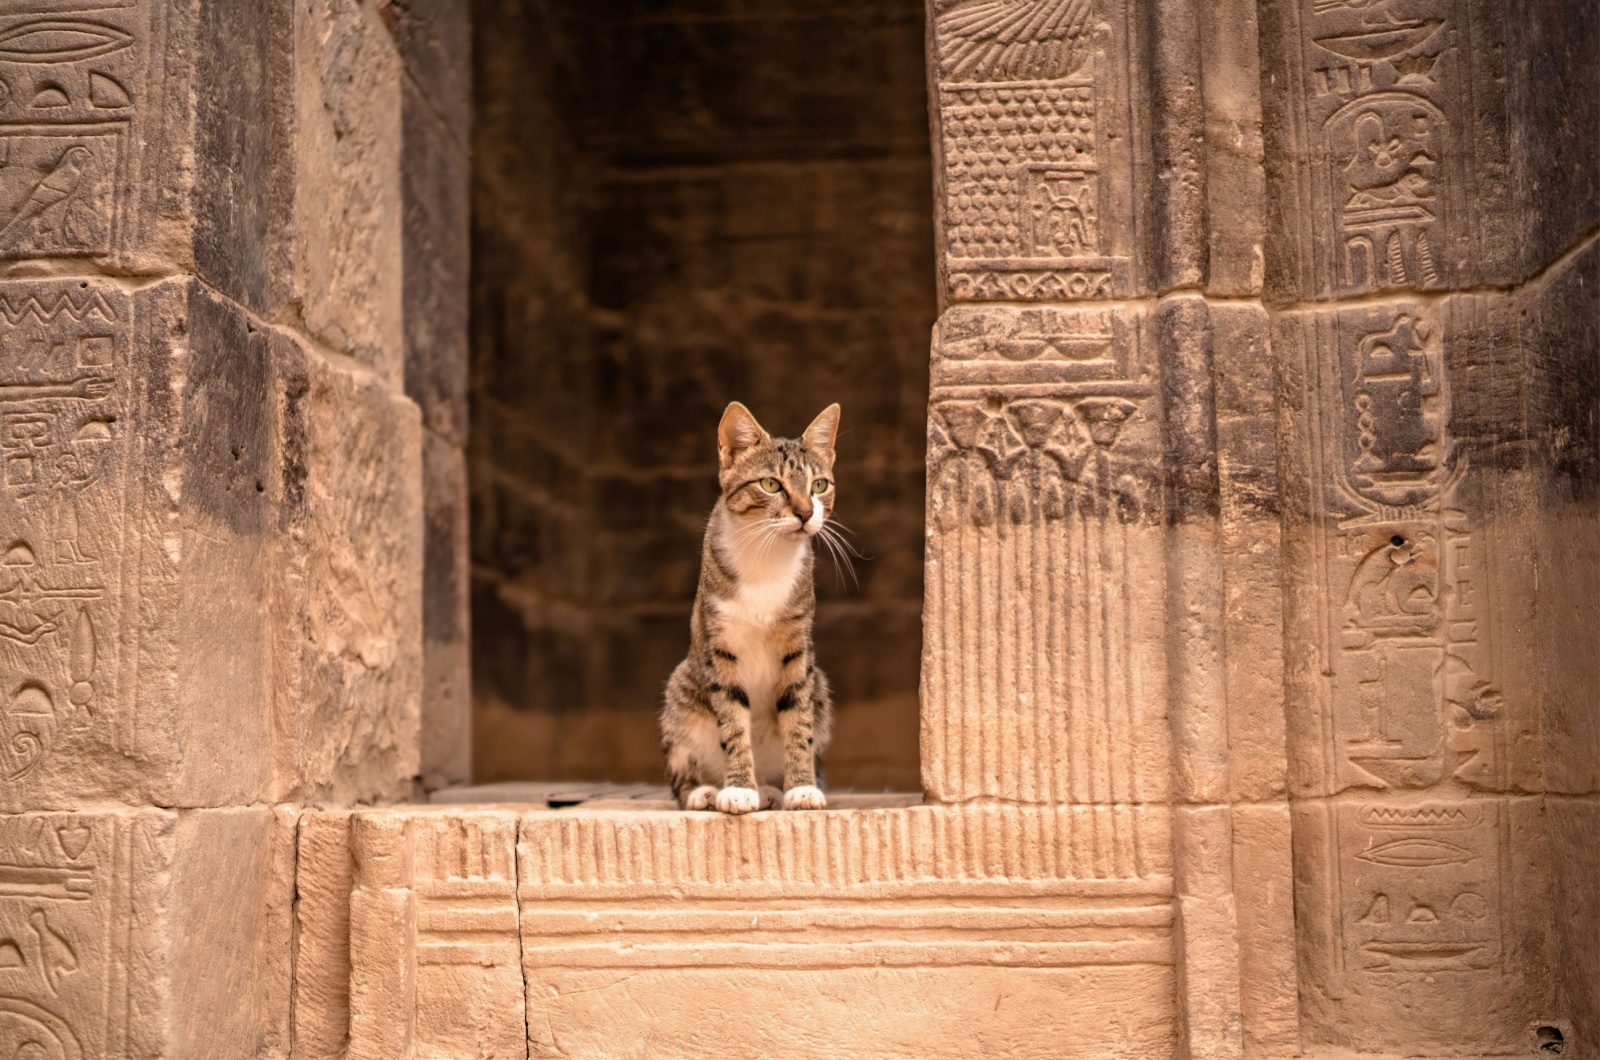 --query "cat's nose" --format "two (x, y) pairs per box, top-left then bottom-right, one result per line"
(795, 505), (813, 523)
